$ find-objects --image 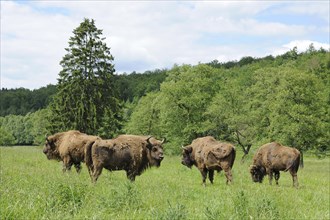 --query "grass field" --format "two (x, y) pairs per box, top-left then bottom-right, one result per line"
(0, 146), (329, 220)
